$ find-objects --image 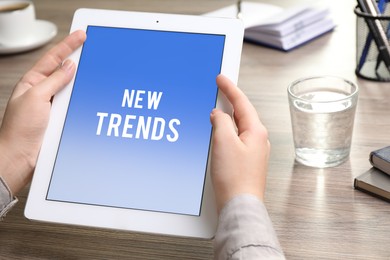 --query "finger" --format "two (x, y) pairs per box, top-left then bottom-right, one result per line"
(33, 30), (86, 75)
(22, 30), (86, 86)
(216, 74), (260, 136)
(33, 59), (76, 100)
